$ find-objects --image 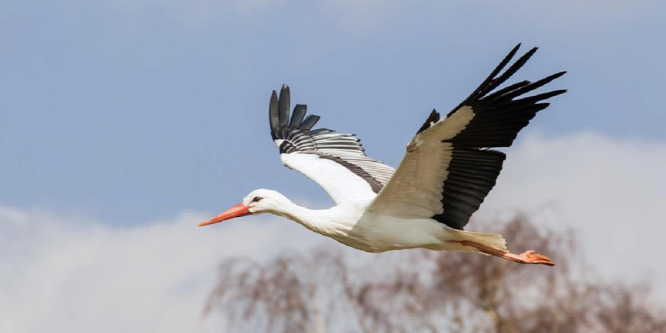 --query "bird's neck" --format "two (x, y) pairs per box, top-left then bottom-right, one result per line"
(270, 197), (346, 236)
